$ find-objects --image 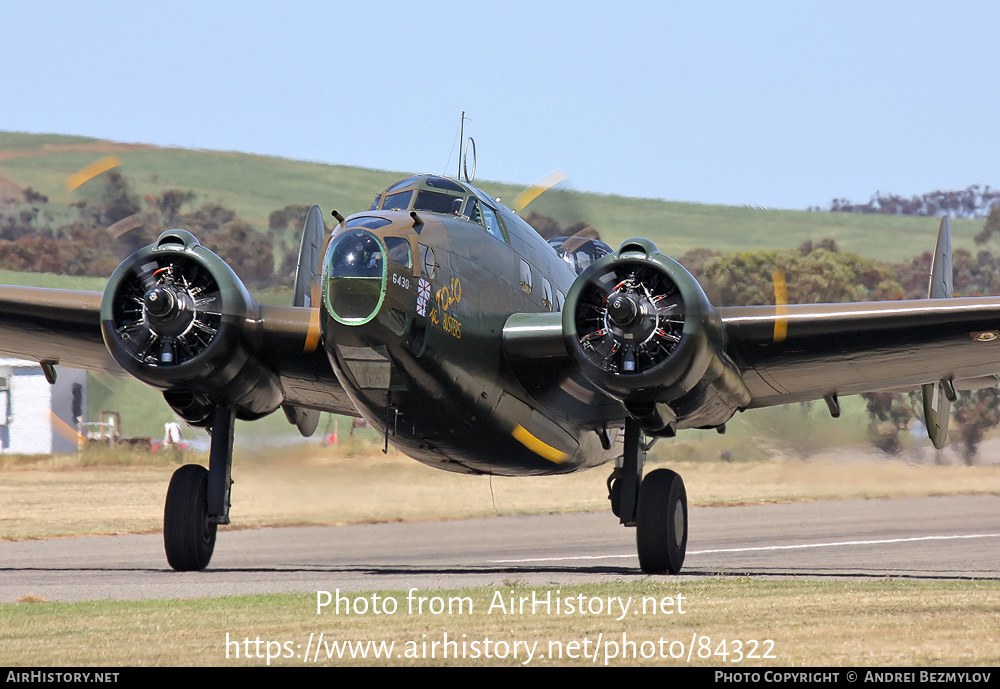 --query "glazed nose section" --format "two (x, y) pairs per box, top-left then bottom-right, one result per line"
(324, 229), (387, 325)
